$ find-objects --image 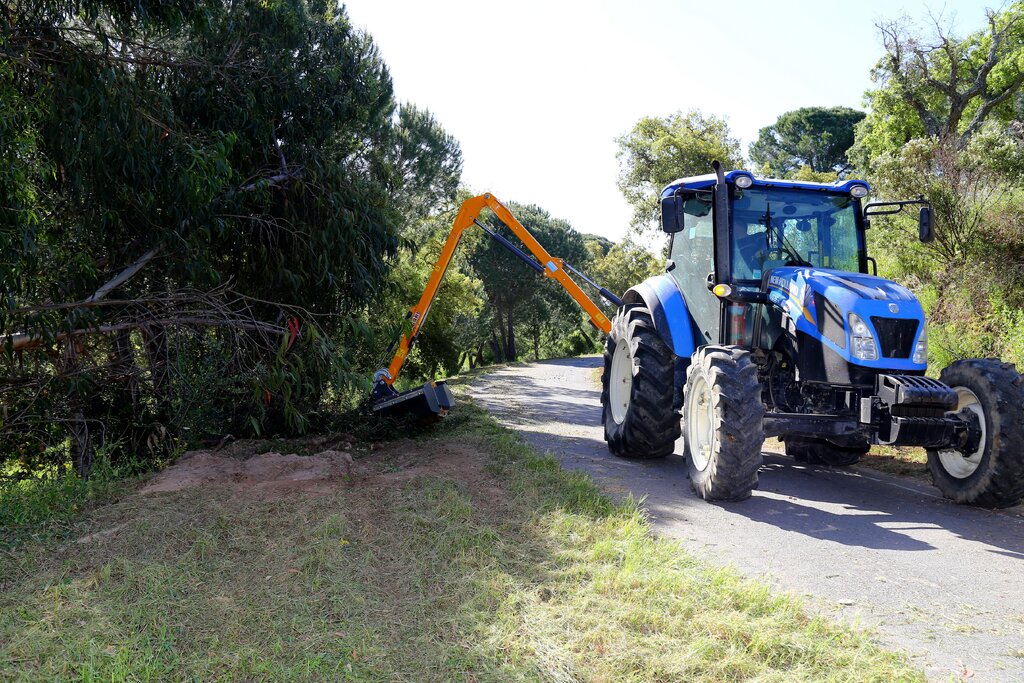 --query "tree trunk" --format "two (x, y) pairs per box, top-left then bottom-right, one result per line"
(70, 410), (94, 479)
(141, 324), (172, 419)
(490, 333), (503, 363)
(505, 306), (516, 361)
(533, 327), (540, 361)
(112, 328), (140, 404)
(492, 304), (508, 361)
(61, 341), (94, 478)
